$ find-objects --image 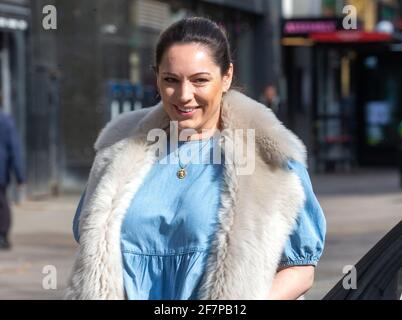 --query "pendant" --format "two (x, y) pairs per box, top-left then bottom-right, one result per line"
(177, 168), (186, 179)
